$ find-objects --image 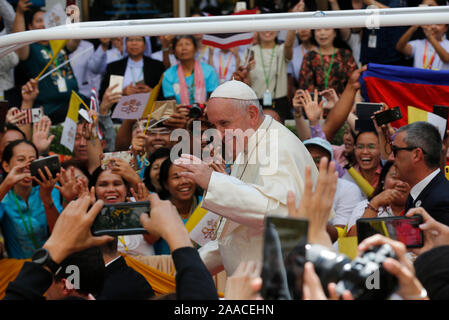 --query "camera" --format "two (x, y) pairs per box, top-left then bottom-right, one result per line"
(305, 243), (398, 300)
(187, 103), (206, 119)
